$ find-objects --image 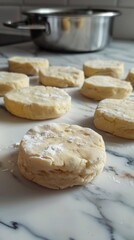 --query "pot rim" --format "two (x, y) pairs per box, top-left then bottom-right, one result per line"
(22, 7), (120, 18)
